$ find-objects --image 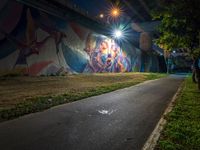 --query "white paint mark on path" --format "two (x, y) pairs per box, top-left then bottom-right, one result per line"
(98, 109), (116, 115)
